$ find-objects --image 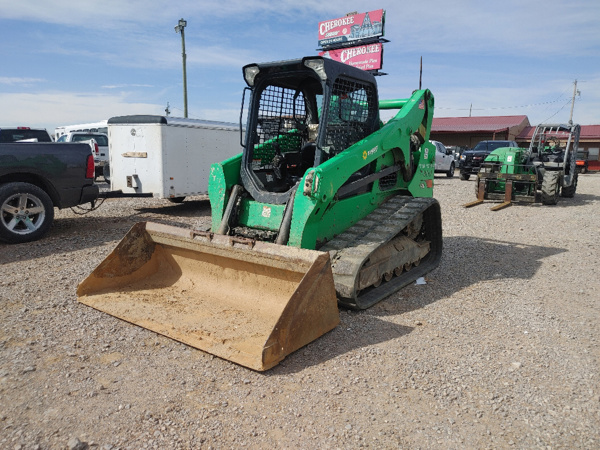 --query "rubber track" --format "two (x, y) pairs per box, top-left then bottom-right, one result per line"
(320, 196), (443, 310)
